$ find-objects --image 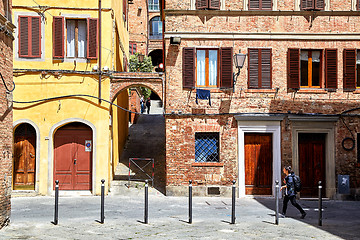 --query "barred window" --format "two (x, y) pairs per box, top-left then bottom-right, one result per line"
(195, 132), (219, 162)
